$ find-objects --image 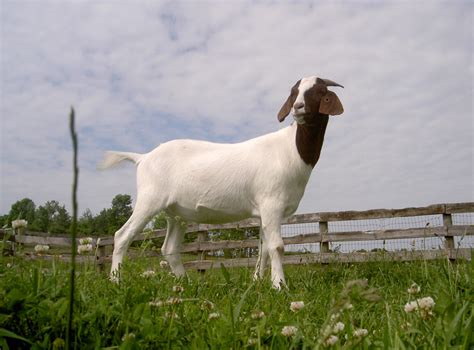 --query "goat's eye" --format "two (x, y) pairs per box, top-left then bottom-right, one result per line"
(324, 97), (330, 102)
